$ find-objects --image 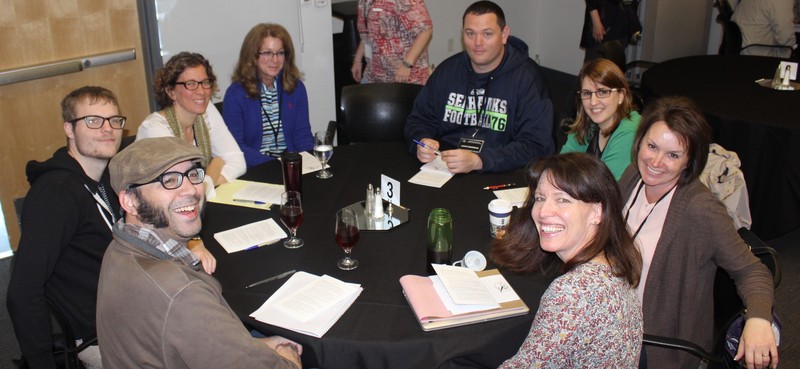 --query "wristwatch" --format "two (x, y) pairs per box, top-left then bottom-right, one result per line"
(402, 60), (413, 69)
